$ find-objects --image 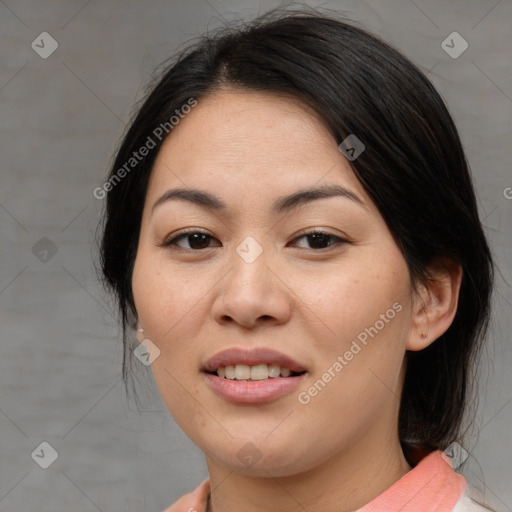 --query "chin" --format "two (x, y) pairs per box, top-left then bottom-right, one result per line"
(200, 434), (324, 477)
